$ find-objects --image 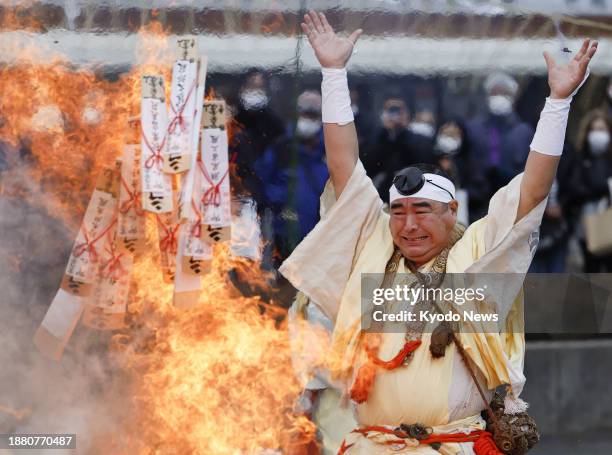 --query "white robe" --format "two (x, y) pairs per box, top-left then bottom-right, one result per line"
(281, 161), (546, 454)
